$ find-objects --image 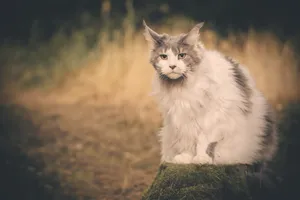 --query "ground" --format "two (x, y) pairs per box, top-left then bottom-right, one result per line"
(1, 91), (300, 200)
(0, 94), (162, 200)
